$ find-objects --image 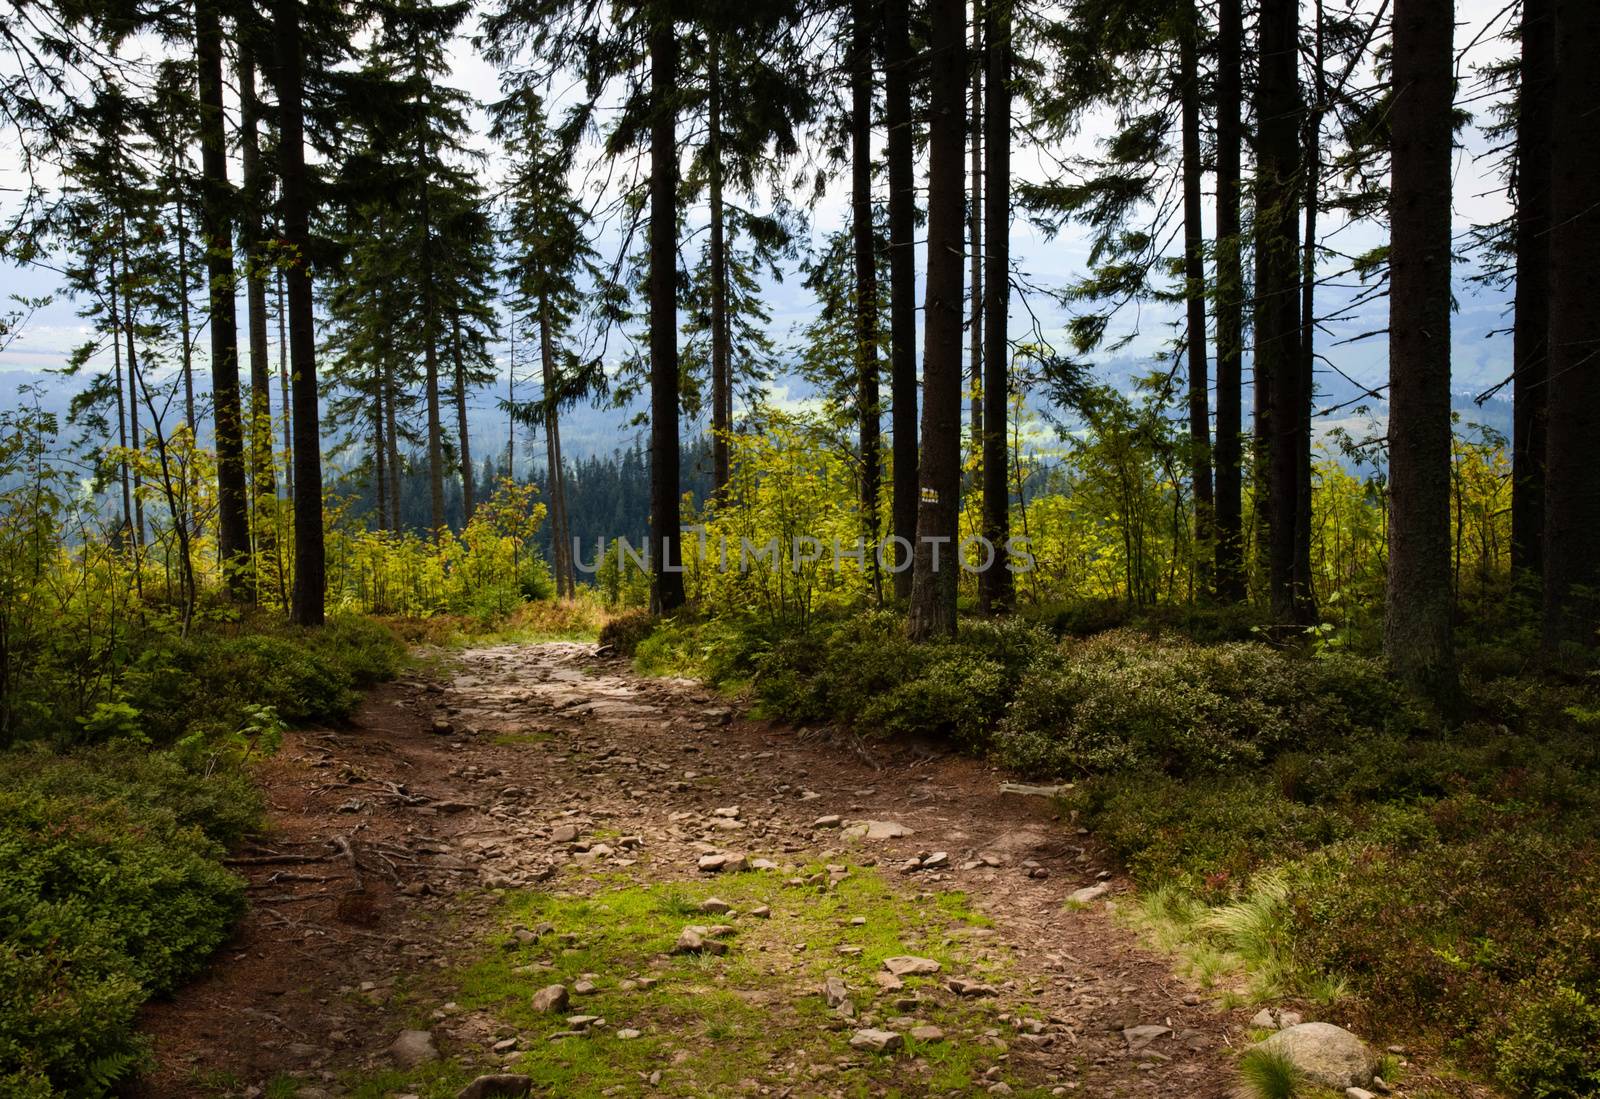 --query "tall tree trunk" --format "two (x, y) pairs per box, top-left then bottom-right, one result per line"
(239, 44), (276, 590)
(418, 146), (445, 538)
(373, 382), (389, 532)
(384, 356), (403, 530)
(507, 323), (516, 479)
(277, 263), (293, 504)
(885, 0), (919, 600)
(116, 215), (146, 550)
(173, 174), (196, 428)
(197, 0), (250, 595)
(852, 0), (882, 598)
(539, 291), (574, 598)
(907, 0), (965, 641)
(1542, 0), (1600, 647)
(649, 19), (685, 613)
(451, 308), (475, 523)
(707, 34), (732, 499)
(1296, 0), (1324, 616)
(1511, 0), (1553, 581)
(1180, 0), (1213, 590)
(1253, 0), (1305, 623)
(980, 0), (1011, 613)
(1213, 0), (1245, 601)
(1386, 0), (1459, 702)
(108, 254), (133, 546)
(968, 8), (983, 475)
(274, 0), (323, 627)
